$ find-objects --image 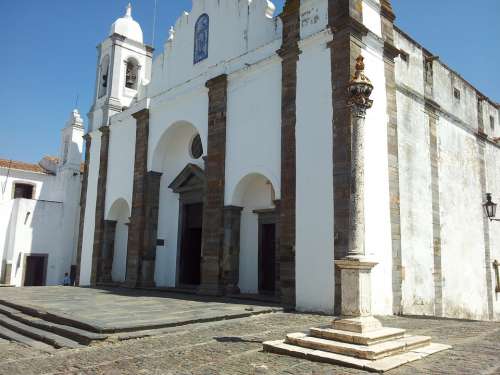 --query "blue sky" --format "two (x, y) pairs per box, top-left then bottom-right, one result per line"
(0, 0), (498, 163)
